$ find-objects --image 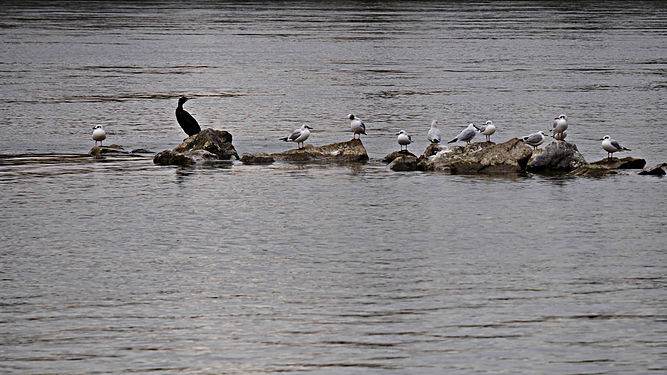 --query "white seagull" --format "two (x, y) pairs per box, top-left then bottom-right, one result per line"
(427, 120), (442, 143)
(92, 125), (106, 146)
(474, 120), (496, 142)
(522, 131), (548, 149)
(553, 130), (567, 141)
(552, 114), (567, 138)
(448, 123), (477, 144)
(396, 130), (412, 151)
(281, 123), (313, 149)
(348, 114), (367, 139)
(600, 135), (630, 160)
